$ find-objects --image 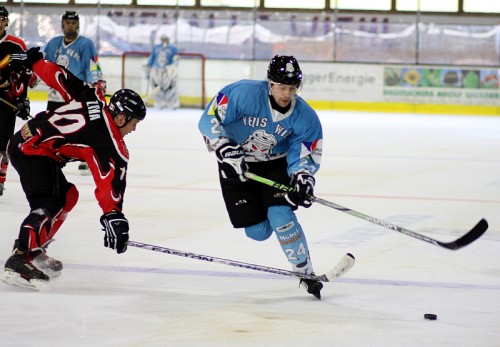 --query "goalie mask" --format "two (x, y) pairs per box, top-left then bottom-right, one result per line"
(108, 89), (147, 124)
(267, 55), (303, 88)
